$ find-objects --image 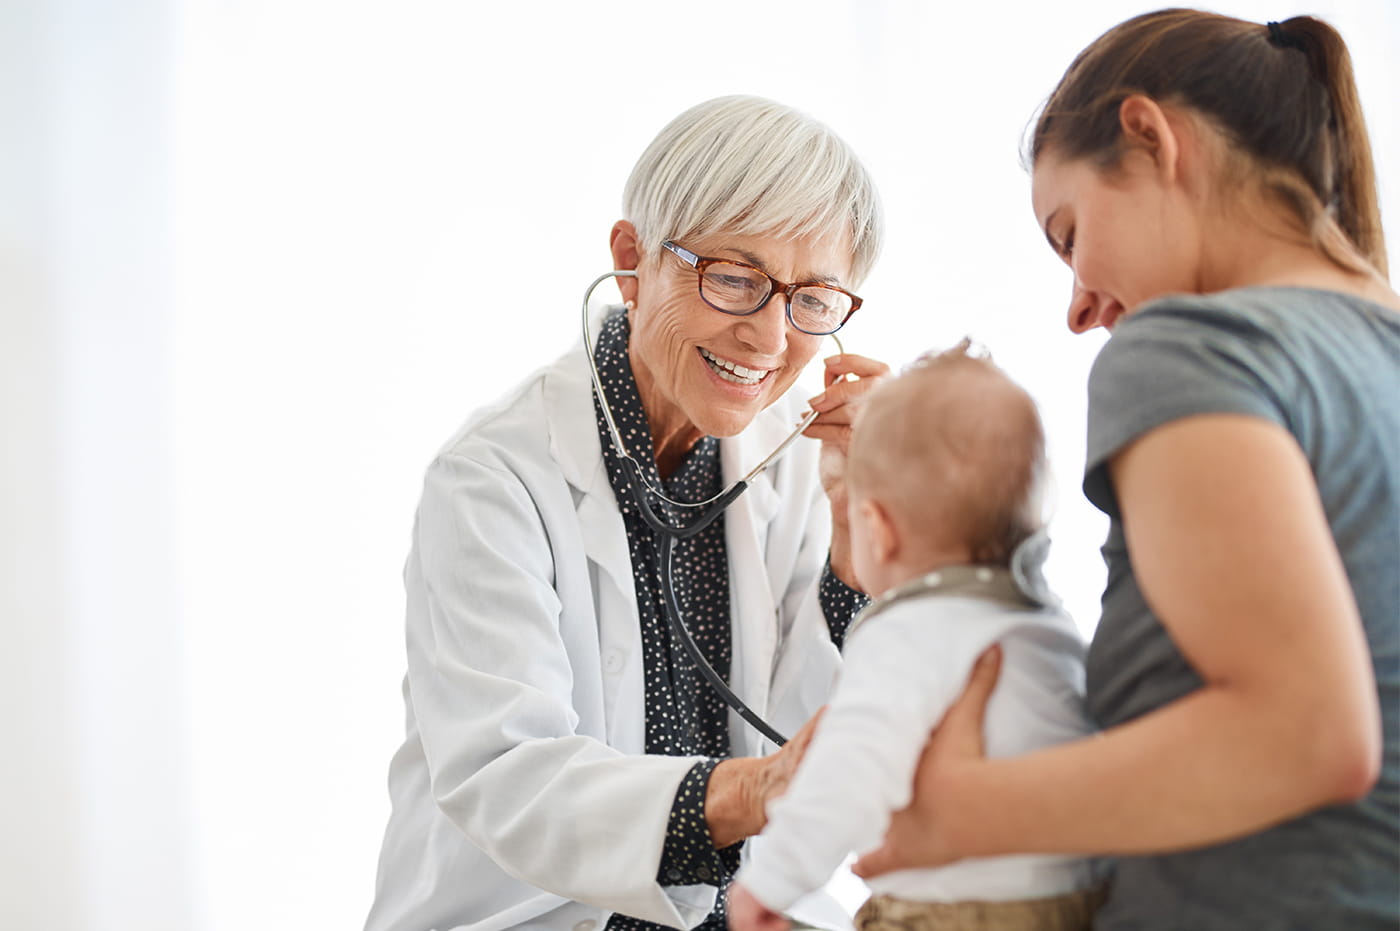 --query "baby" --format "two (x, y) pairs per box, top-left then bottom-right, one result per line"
(728, 343), (1103, 931)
